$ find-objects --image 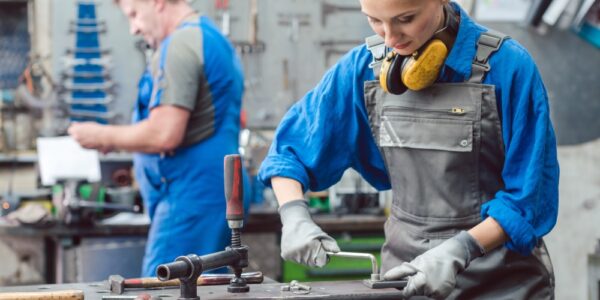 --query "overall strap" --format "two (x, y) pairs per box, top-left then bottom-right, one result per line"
(148, 37), (172, 108)
(365, 34), (387, 79)
(468, 29), (510, 83)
